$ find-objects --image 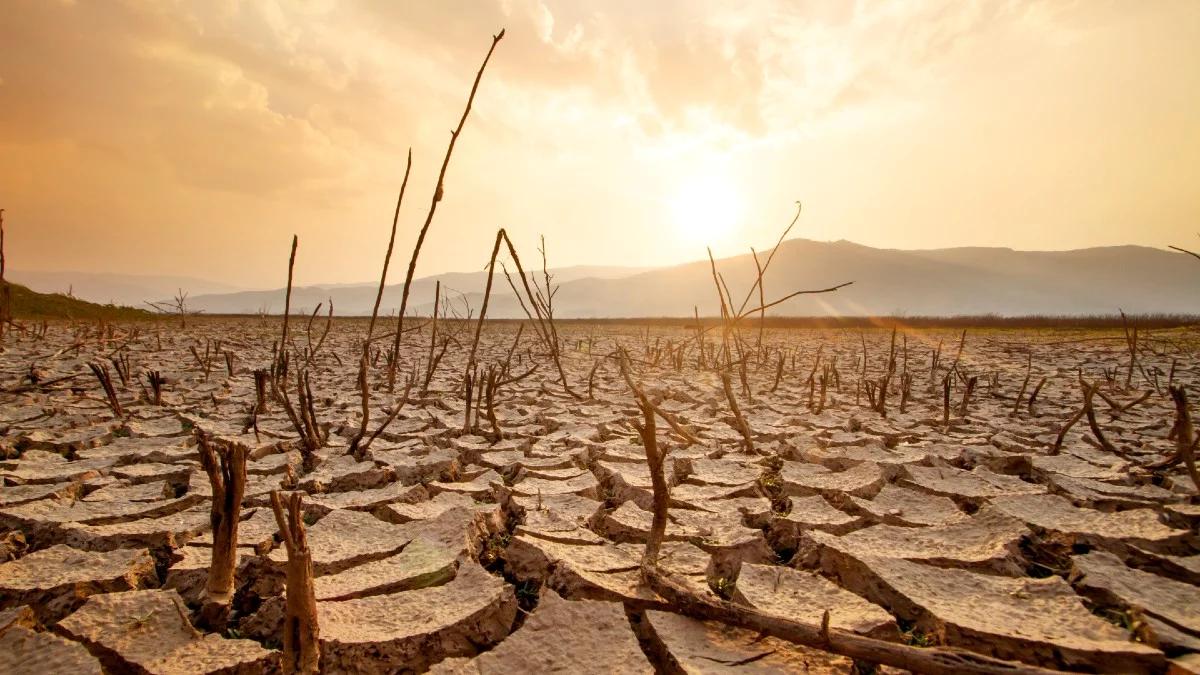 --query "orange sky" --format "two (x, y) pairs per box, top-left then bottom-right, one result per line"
(1, 0), (1197, 288)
